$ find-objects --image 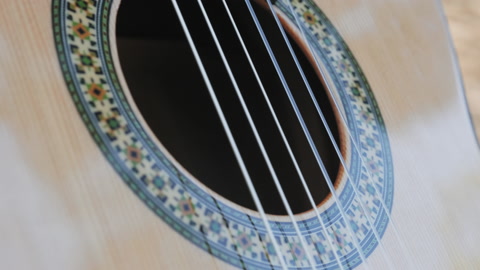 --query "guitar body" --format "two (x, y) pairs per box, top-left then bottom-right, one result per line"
(1, 0), (479, 269)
